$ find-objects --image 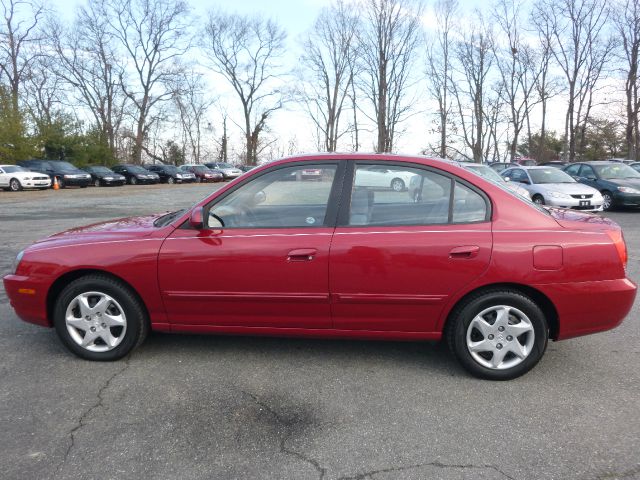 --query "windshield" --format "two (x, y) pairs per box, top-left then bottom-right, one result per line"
(528, 168), (575, 184)
(2, 166), (28, 173)
(216, 163), (233, 168)
(127, 166), (149, 174)
(89, 167), (113, 174)
(193, 166), (212, 173)
(162, 166), (179, 174)
(466, 165), (505, 183)
(54, 161), (79, 171)
(594, 164), (640, 179)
